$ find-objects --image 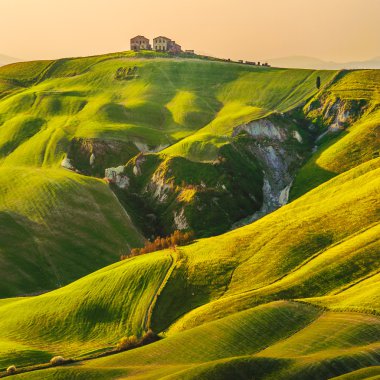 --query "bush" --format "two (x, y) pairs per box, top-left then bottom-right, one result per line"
(120, 230), (195, 260)
(50, 356), (66, 366)
(116, 335), (138, 351)
(6, 365), (16, 374)
(116, 330), (159, 351)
